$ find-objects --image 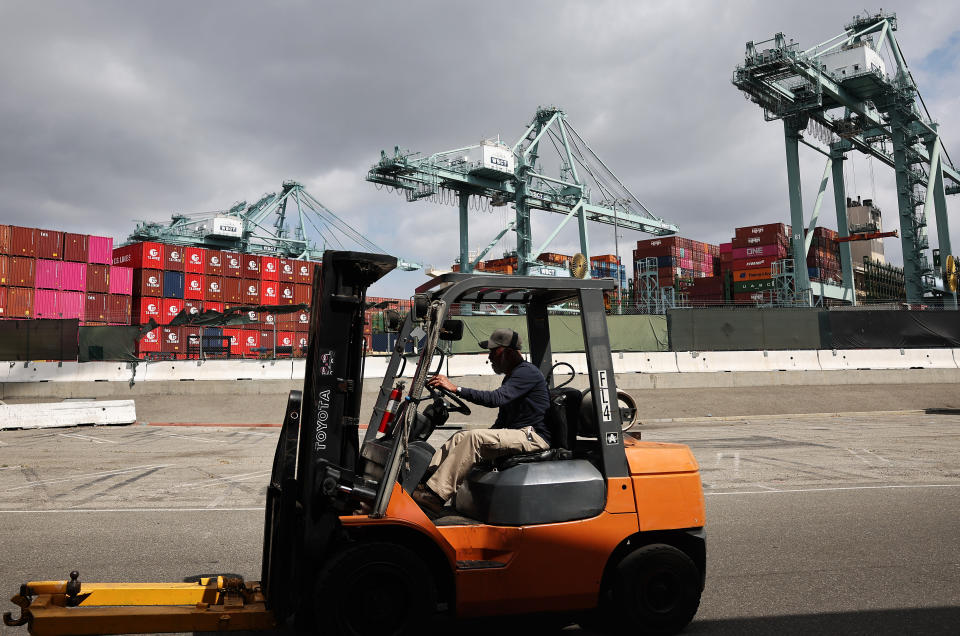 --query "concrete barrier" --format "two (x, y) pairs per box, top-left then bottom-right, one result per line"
(675, 351), (776, 373)
(614, 352), (679, 374)
(760, 350), (823, 371)
(142, 360), (295, 381)
(816, 348), (957, 370)
(5, 361), (141, 383)
(0, 399), (137, 429)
